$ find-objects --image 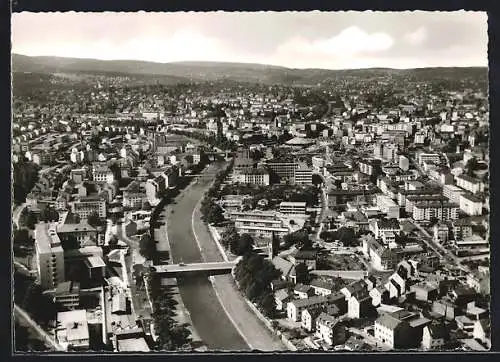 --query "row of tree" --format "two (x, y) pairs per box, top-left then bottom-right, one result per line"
(147, 273), (192, 350)
(233, 253), (281, 318)
(199, 161), (234, 224)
